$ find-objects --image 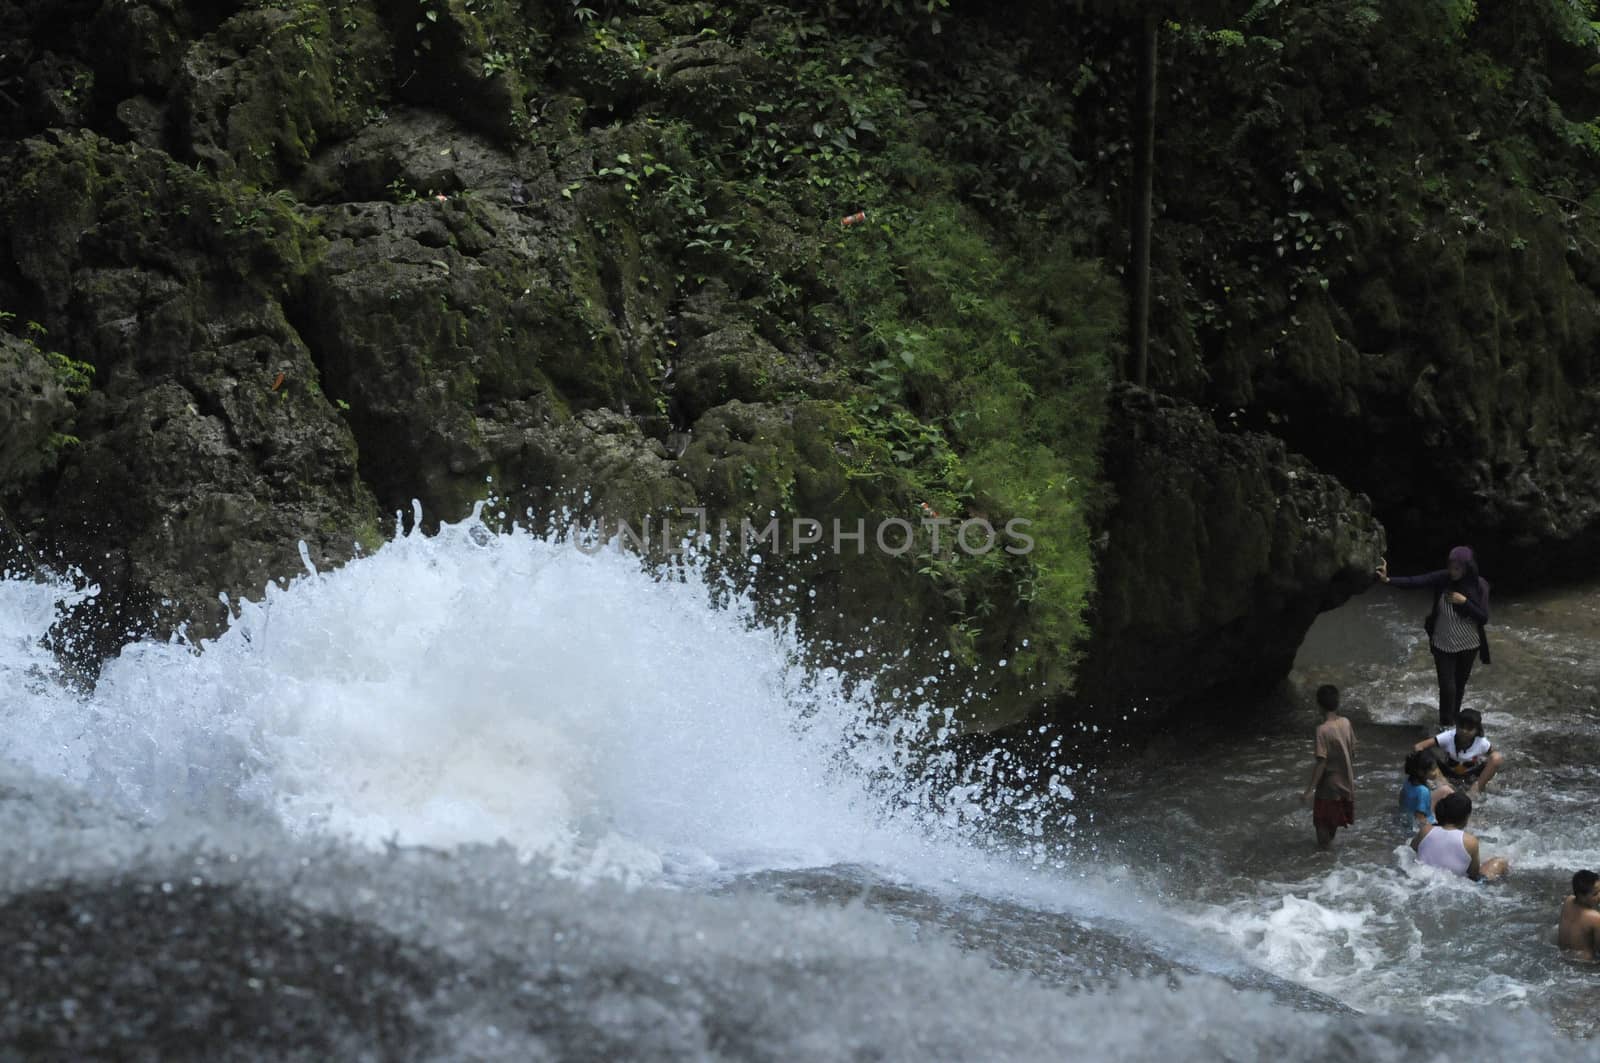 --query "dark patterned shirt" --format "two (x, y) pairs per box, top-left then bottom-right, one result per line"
(1433, 591), (1480, 653)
